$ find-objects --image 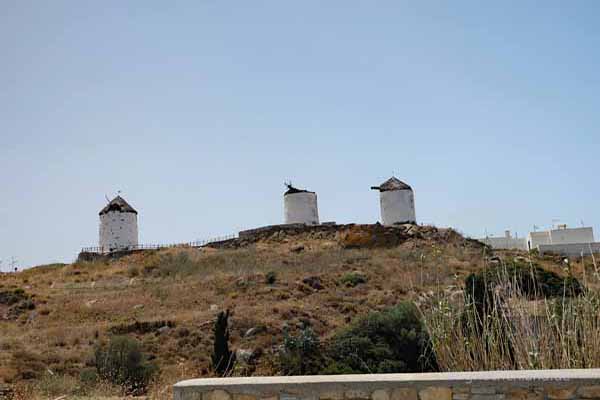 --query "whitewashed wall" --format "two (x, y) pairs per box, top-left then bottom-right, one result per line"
(528, 227), (595, 251)
(284, 192), (319, 225)
(481, 236), (528, 250)
(99, 211), (138, 251)
(550, 227), (594, 244)
(527, 231), (552, 250)
(380, 189), (416, 225)
(539, 242), (600, 257)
